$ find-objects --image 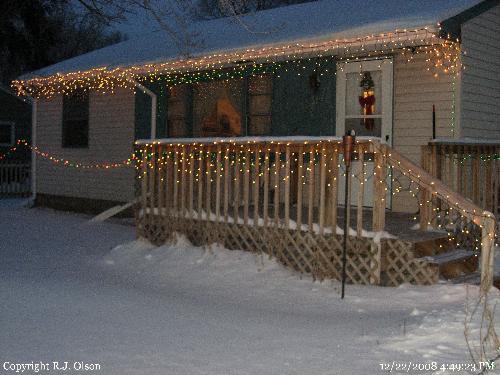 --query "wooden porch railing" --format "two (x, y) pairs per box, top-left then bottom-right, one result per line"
(135, 138), (384, 234)
(377, 143), (497, 291)
(422, 141), (500, 217)
(0, 160), (31, 198)
(135, 137), (496, 290)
